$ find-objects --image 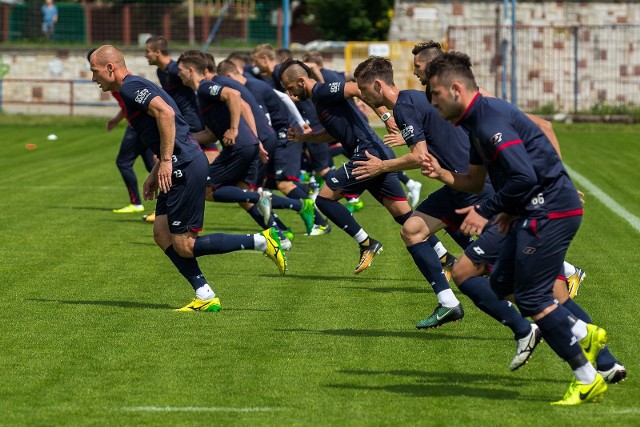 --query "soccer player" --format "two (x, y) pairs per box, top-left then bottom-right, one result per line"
(302, 50), (423, 208)
(89, 45), (286, 312)
(216, 59), (321, 238)
(279, 59), (411, 274)
(86, 47), (155, 215)
(422, 51), (613, 404)
(412, 42), (625, 382)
